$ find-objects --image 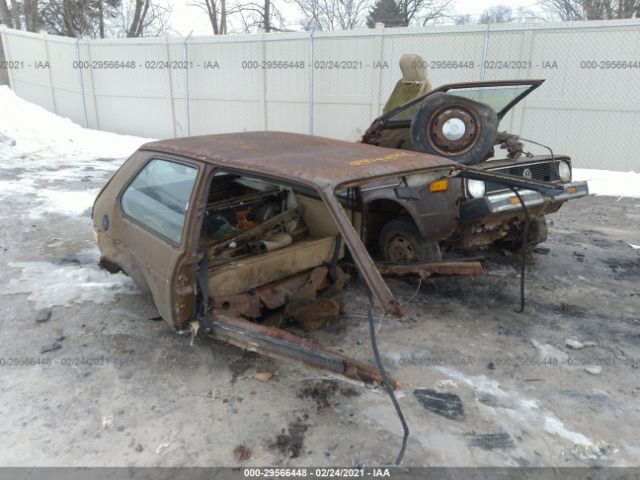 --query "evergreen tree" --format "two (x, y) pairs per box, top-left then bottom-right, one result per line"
(366, 0), (405, 28)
